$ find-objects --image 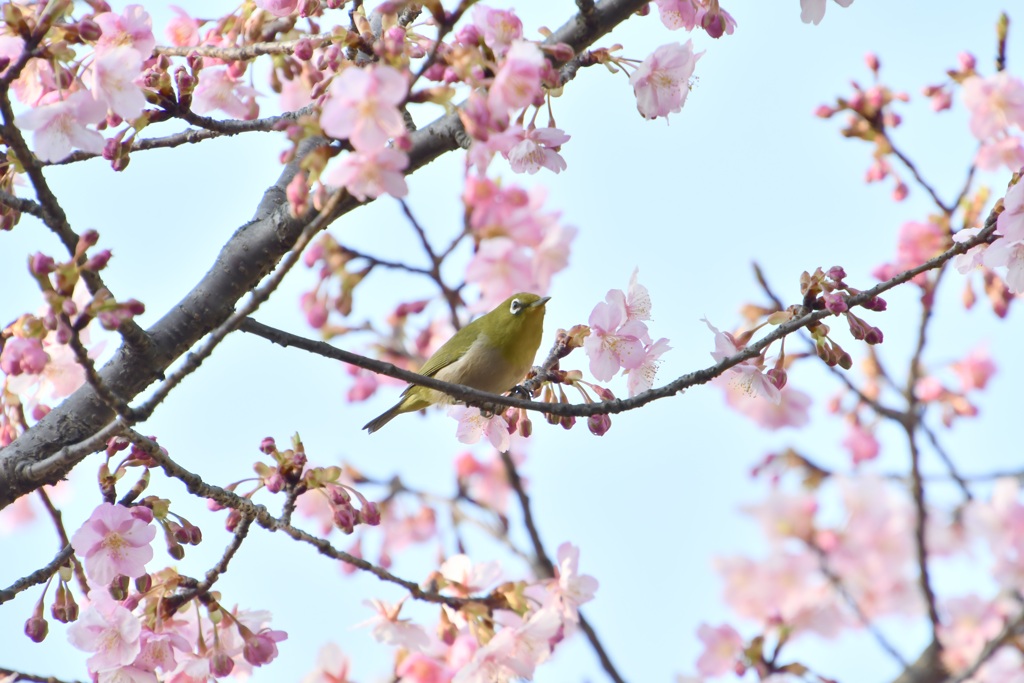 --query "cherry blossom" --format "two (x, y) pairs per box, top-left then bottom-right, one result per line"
(300, 643), (351, 683)
(548, 542), (599, 621)
(440, 553), (503, 596)
(695, 622), (744, 676)
(70, 502), (156, 585)
(86, 46), (147, 120)
(360, 599), (431, 651)
(67, 591), (142, 673)
(718, 379), (812, 430)
(191, 68), (259, 119)
(800, 0), (855, 26)
(15, 90), (106, 162)
(94, 5), (155, 57)
(320, 65), (409, 150)
(840, 422), (880, 465)
(165, 6), (200, 47)
(961, 72), (1024, 141)
(449, 406), (512, 451)
(492, 125), (571, 174)
(471, 5), (523, 57)
(584, 290), (649, 381)
(487, 41), (546, 119)
(255, 0), (300, 17)
(704, 319), (781, 404)
(323, 148), (409, 201)
(629, 41), (703, 121)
